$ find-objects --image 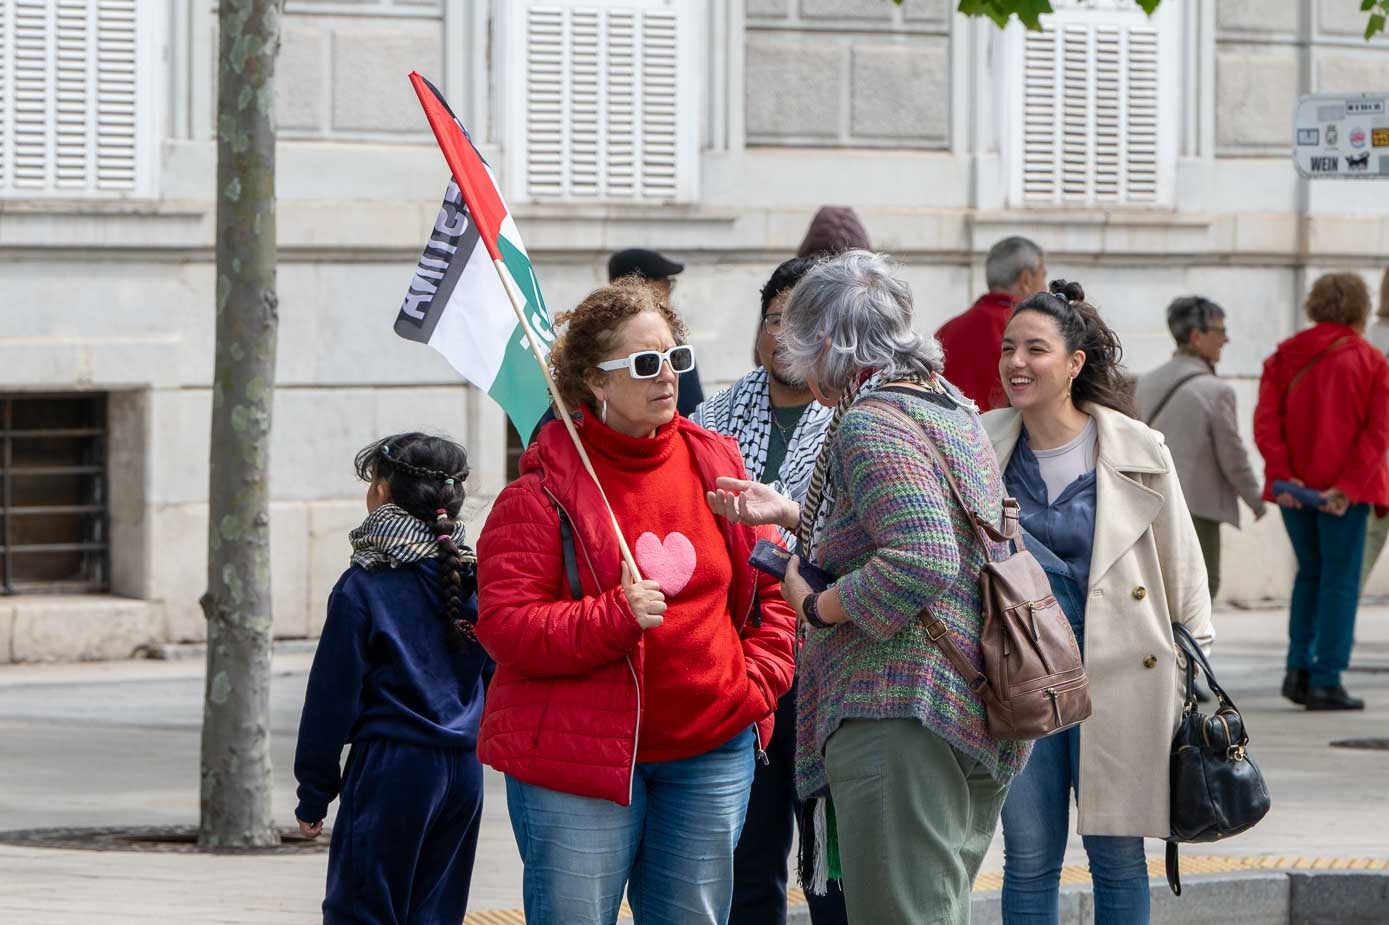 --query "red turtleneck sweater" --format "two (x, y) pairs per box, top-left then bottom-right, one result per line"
(580, 412), (763, 762)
